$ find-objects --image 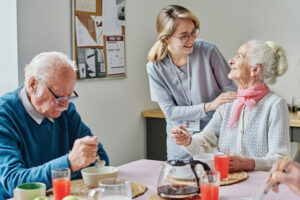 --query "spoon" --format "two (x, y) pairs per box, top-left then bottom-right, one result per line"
(95, 156), (106, 168)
